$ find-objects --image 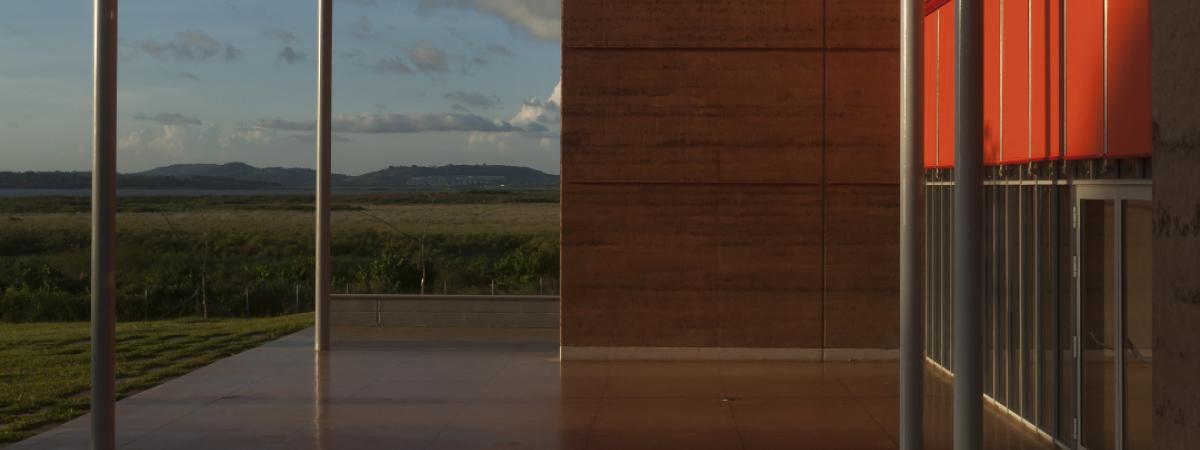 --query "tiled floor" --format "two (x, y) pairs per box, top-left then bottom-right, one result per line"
(10, 327), (1055, 450)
